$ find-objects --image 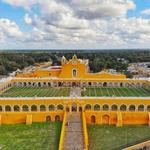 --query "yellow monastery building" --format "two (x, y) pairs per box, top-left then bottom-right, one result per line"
(0, 55), (150, 150)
